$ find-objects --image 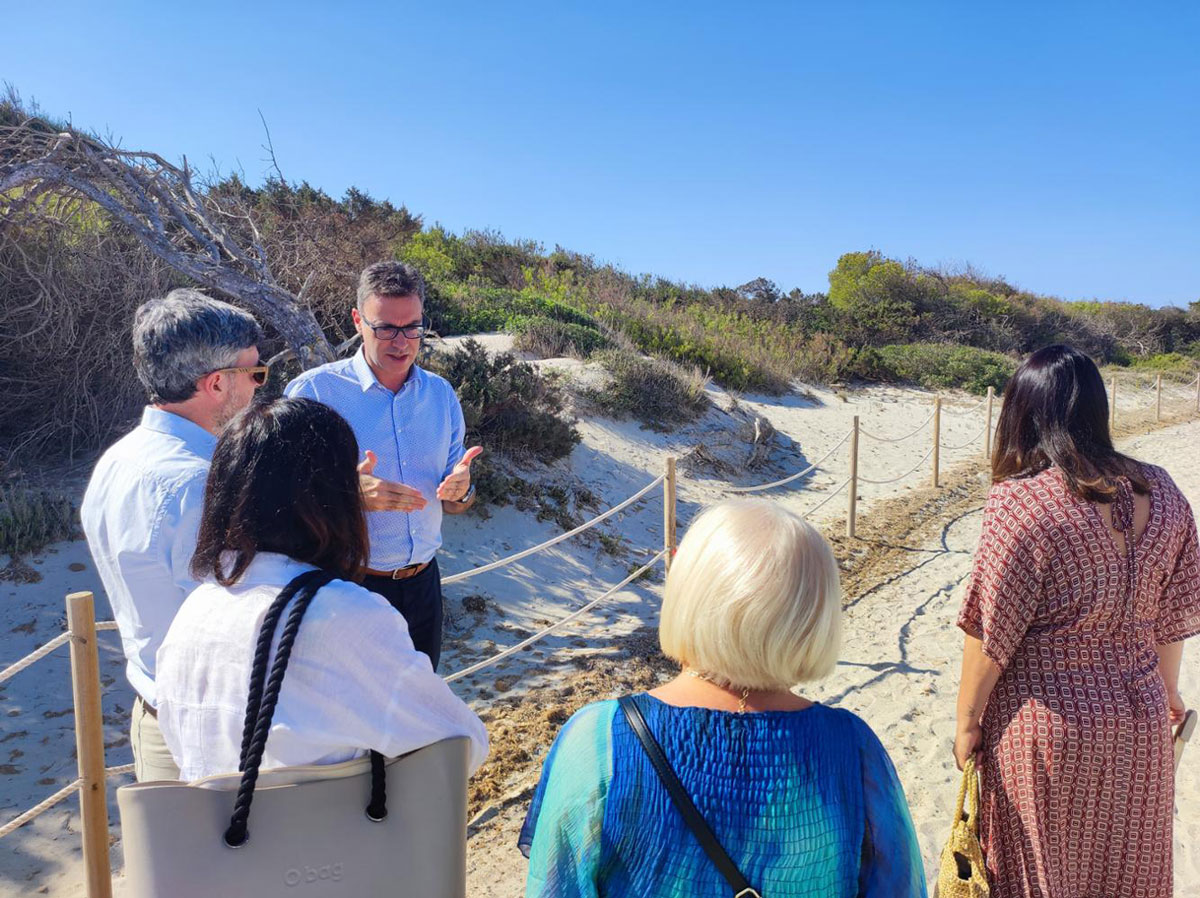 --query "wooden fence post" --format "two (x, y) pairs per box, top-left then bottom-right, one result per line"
(1110, 376), (1117, 431)
(66, 592), (112, 898)
(931, 395), (942, 488)
(847, 415), (859, 538)
(984, 386), (995, 461)
(1156, 374), (1163, 423)
(663, 456), (677, 573)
